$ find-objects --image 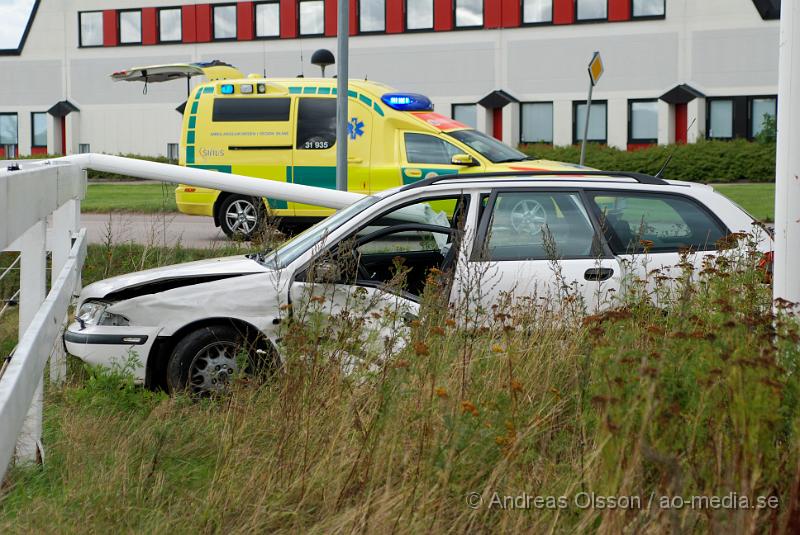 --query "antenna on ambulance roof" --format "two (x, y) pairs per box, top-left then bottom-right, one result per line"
(299, 46), (305, 78)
